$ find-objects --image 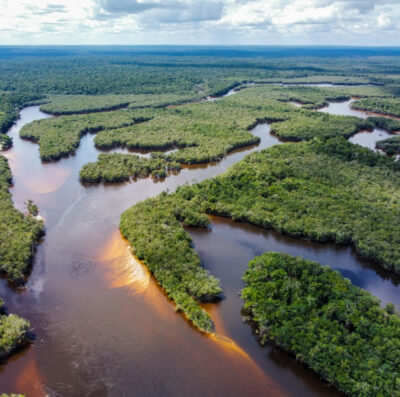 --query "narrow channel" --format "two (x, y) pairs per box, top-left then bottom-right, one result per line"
(319, 98), (398, 150)
(1, 90), (398, 396)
